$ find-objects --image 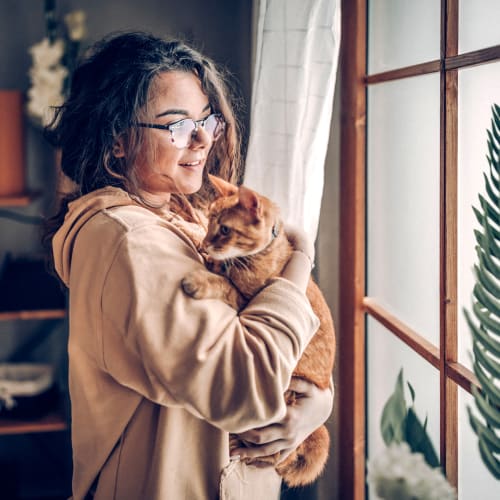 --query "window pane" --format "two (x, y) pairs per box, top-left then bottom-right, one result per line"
(366, 318), (440, 498)
(459, 0), (500, 54)
(367, 74), (440, 346)
(457, 61), (500, 369)
(459, 386), (500, 499)
(368, 0), (440, 74)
